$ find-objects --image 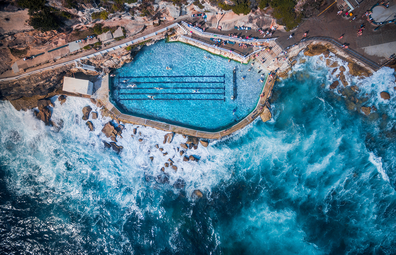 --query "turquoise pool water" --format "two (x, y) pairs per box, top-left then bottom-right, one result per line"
(110, 40), (266, 131)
